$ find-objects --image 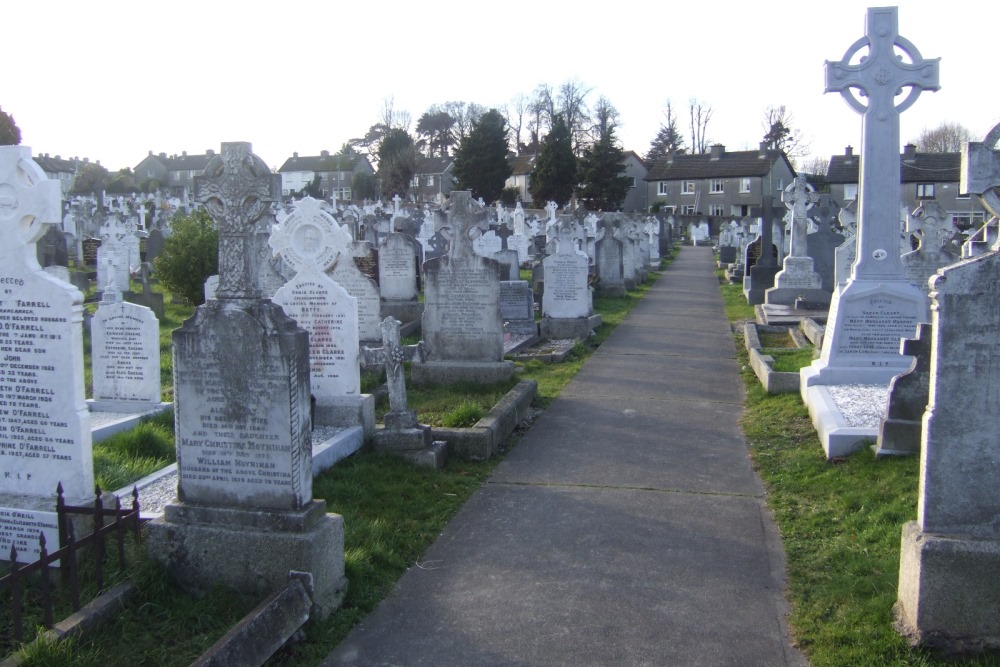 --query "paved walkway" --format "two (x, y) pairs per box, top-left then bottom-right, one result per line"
(323, 247), (805, 666)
